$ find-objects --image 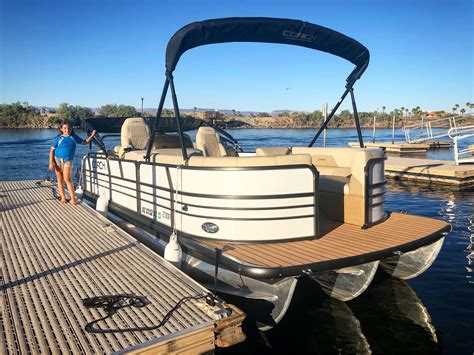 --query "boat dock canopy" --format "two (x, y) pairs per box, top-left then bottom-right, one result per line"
(166, 17), (370, 75)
